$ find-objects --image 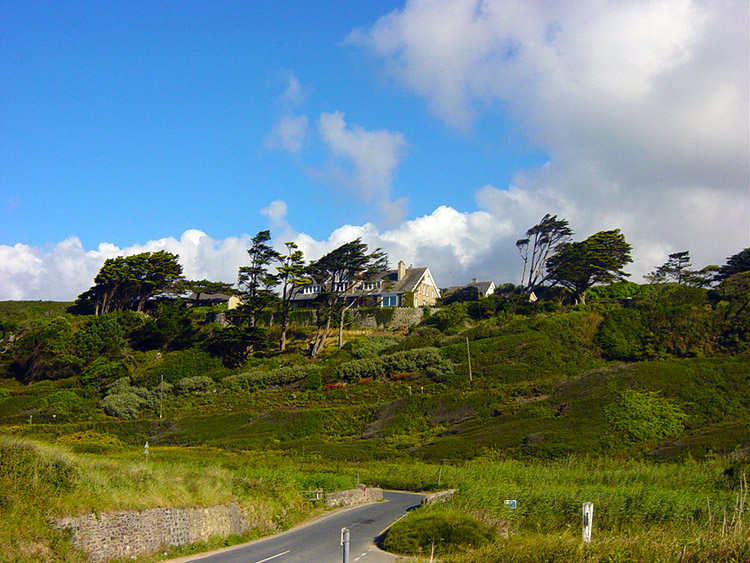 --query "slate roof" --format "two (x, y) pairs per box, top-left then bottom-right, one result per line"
(376, 267), (428, 293)
(187, 292), (233, 302)
(446, 280), (495, 296)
